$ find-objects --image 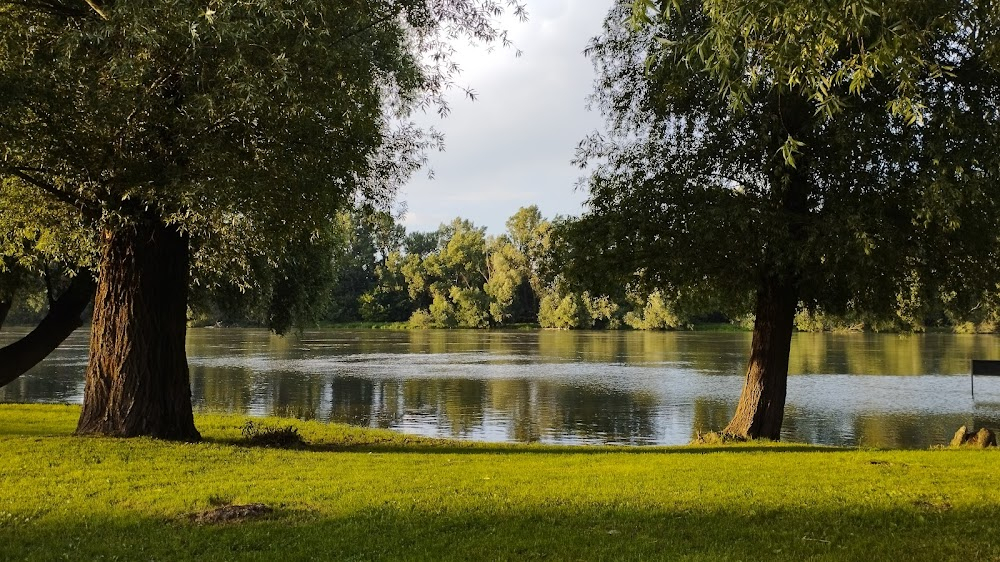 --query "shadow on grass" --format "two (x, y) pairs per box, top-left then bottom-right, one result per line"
(4, 504), (998, 561)
(209, 436), (850, 456)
